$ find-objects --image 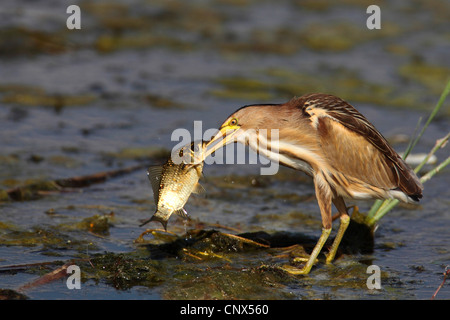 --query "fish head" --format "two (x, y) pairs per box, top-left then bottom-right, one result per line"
(171, 140), (206, 166)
